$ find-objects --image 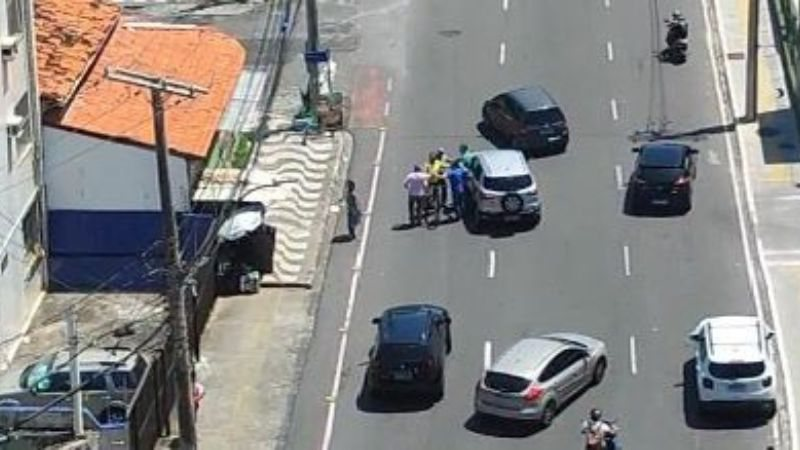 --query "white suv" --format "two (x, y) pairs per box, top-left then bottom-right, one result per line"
(689, 315), (776, 414)
(467, 149), (541, 228)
